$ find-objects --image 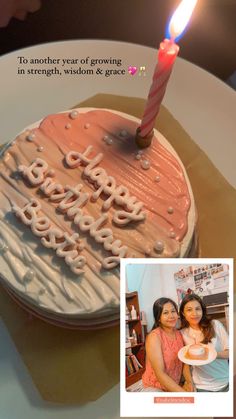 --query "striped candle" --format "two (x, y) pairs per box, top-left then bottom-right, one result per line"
(137, 0), (198, 144)
(139, 39), (179, 138)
